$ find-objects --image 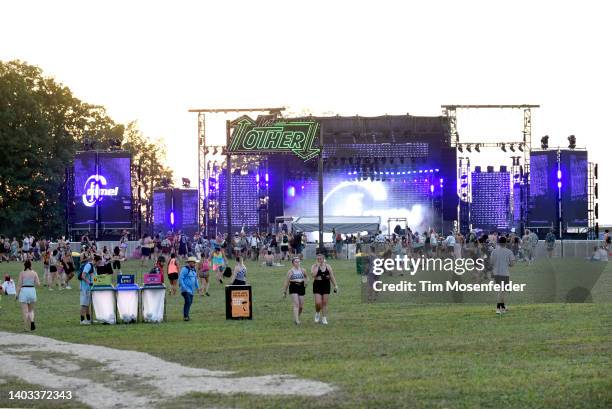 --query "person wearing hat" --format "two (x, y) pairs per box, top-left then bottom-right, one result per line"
(179, 256), (199, 321)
